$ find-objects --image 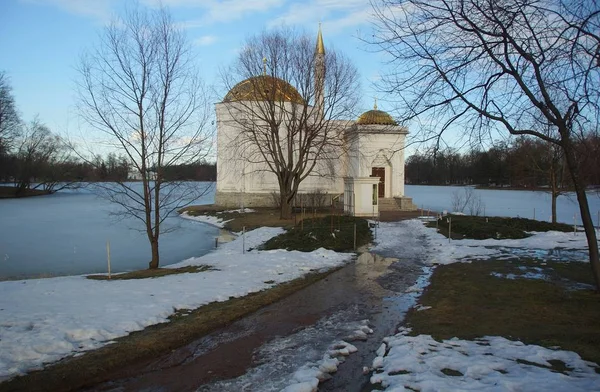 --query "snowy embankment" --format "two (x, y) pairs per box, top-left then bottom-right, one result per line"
(180, 208), (255, 228)
(369, 219), (600, 391)
(0, 225), (352, 382)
